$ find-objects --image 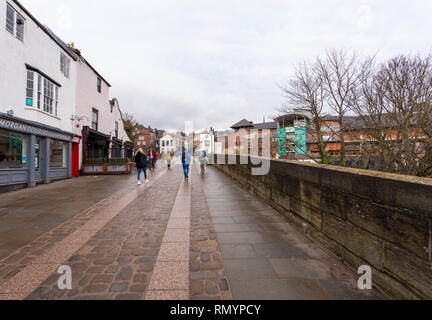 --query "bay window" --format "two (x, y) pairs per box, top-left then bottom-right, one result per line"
(26, 70), (59, 116)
